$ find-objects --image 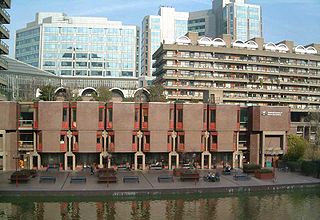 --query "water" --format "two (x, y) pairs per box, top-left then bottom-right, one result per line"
(1, 190), (320, 220)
